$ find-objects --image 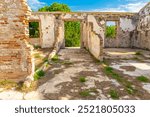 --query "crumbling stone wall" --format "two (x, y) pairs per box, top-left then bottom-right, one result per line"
(133, 3), (150, 50)
(0, 0), (34, 81)
(104, 13), (136, 48)
(30, 12), (104, 60)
